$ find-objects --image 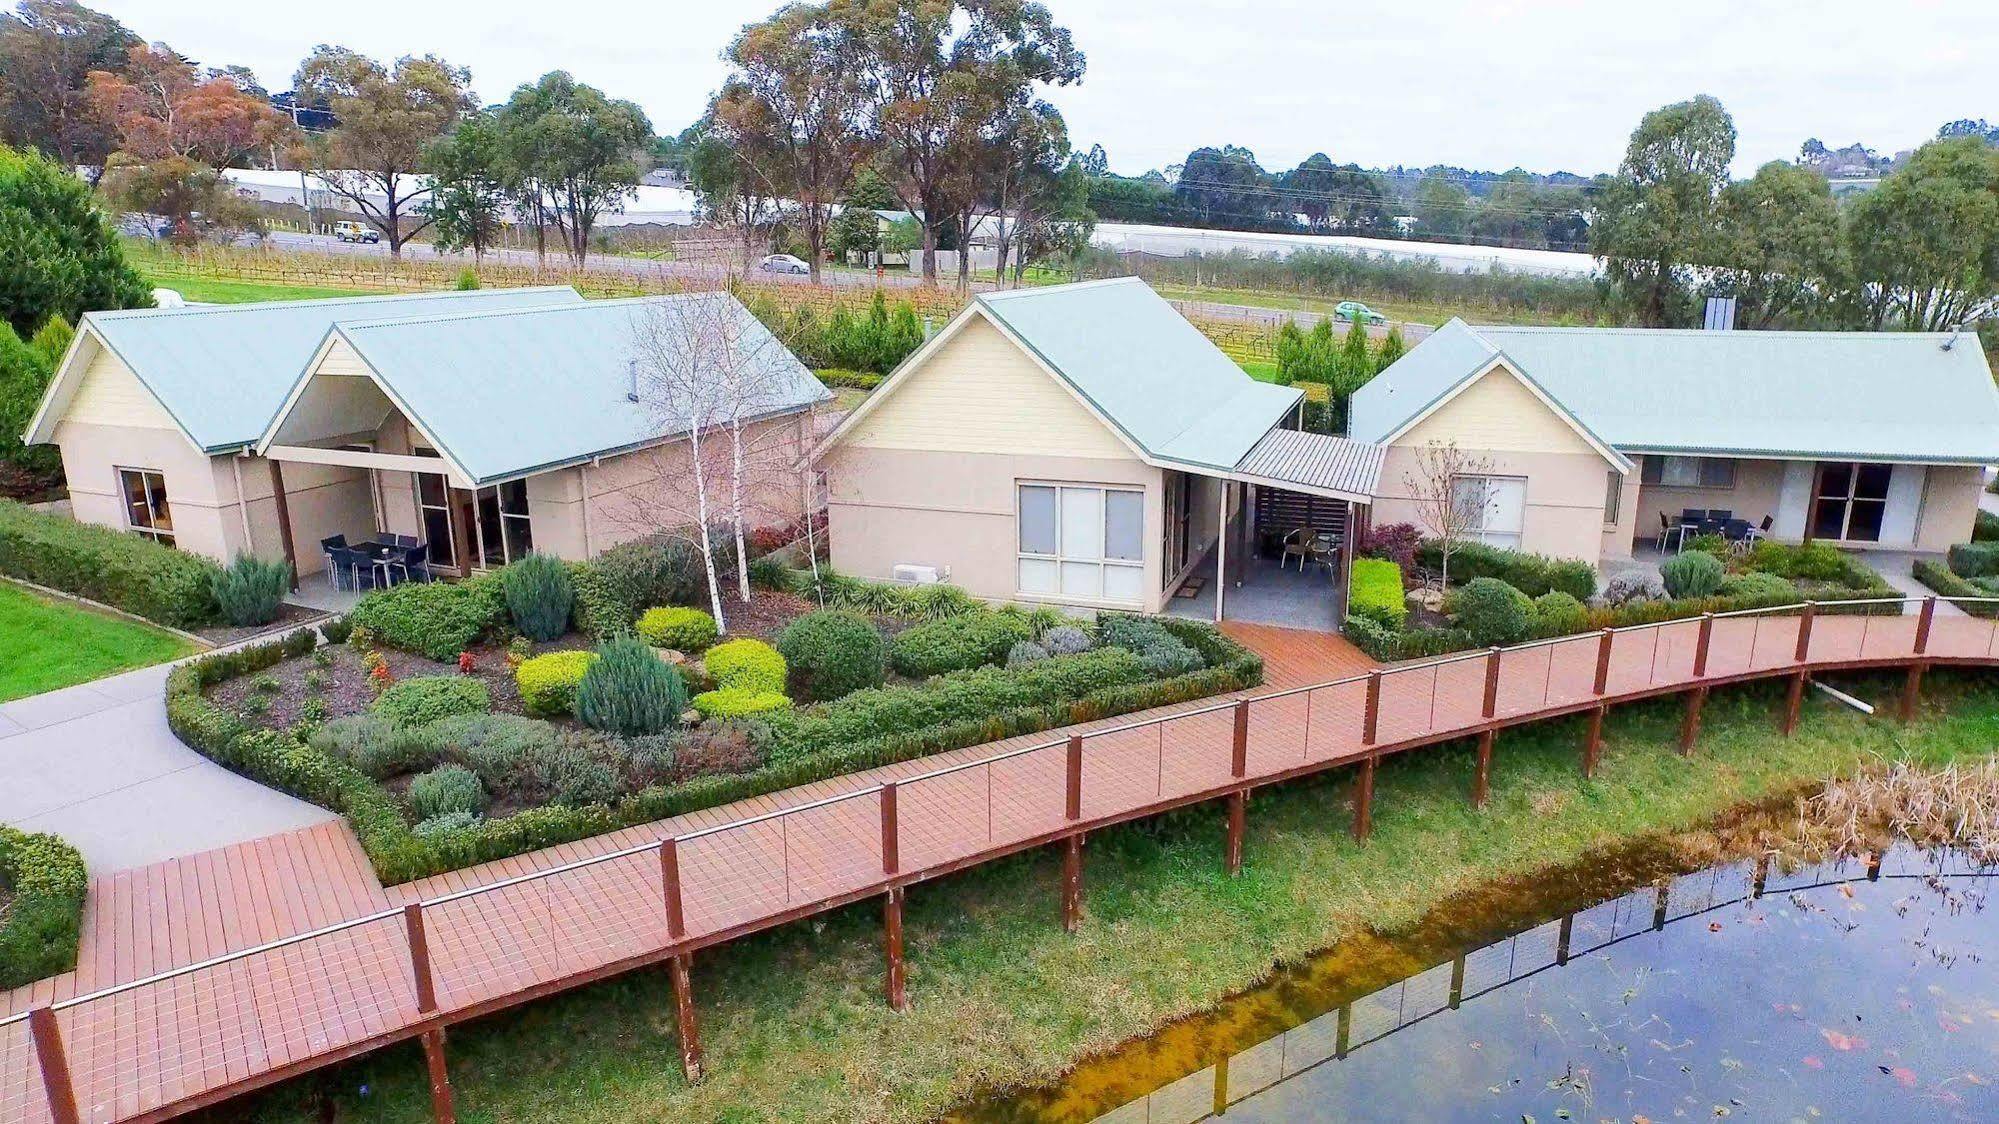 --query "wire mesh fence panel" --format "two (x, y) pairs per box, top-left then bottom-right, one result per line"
(1568, 897), (1626, 954)
(1244, 691), (1309, 776)
(1807, 614), (1867, 663)
(1703, 616), (1759, 679)
(986, 742), (1071, 847)
(1663, 868), (1722, 923)
(1509, 918), (1563, 977)
(1430, 656), (1489, 735)
(1860, 611), (1920, 661)
(1749, 612), (1803, 670)
(898, 765), (992, 871)
(1156, 706), (1238, 803)
(1647, 618), (1702, 687)
(1348, 986), (1404, 1048)
(1540, 634), (1602, 711)
(1081, 724), (1168, 820)
(1142, 1065), (1216, 1124)
(0, 1017), (52, 1124)
(1460, 938), (1515, 998)
(1284, 1006), (1342, 1071)
(1227, 1033), (1289, 1106)
(1402, 960), (1455, 1023)
(1374, 663), (1441, 745)
(61, 915), (414, 1123)
(537, 851), (672, 978)
(779, 795), (882, 910)
(1302, 680), (1368, 762)
(1708, 859), (1757, 908)
(1494, 644), (1552, 719)
(1602, 627), (1658, 696)
(678, 818), (789, 939)
(1927, 613), (1998, 660)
